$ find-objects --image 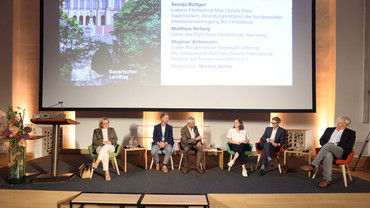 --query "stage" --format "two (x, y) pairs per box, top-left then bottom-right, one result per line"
(0, 153), (369, 207)
(0, 153), (369, 194)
